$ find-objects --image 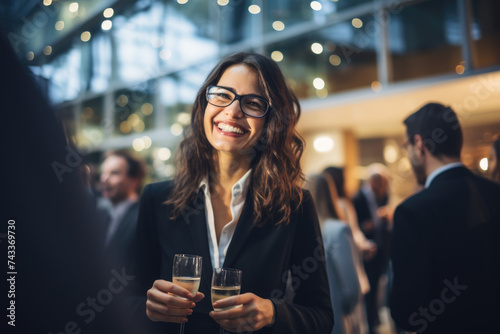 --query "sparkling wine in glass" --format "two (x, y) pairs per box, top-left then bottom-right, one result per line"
(172, 254), (202, 334)
(211, 268), (242, 334)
